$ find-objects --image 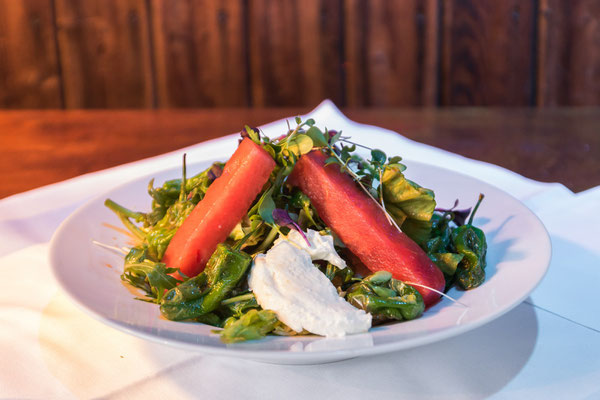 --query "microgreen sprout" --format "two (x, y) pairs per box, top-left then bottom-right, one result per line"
(92, 240), (130, 255)
(404, 282), (468, 307)
(468, 194), (485, 225)
(435, 199), (472, 227)
(272, 208), (311, 247)
(241, 125), (261, 144)
(322, 141), (401, 231)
